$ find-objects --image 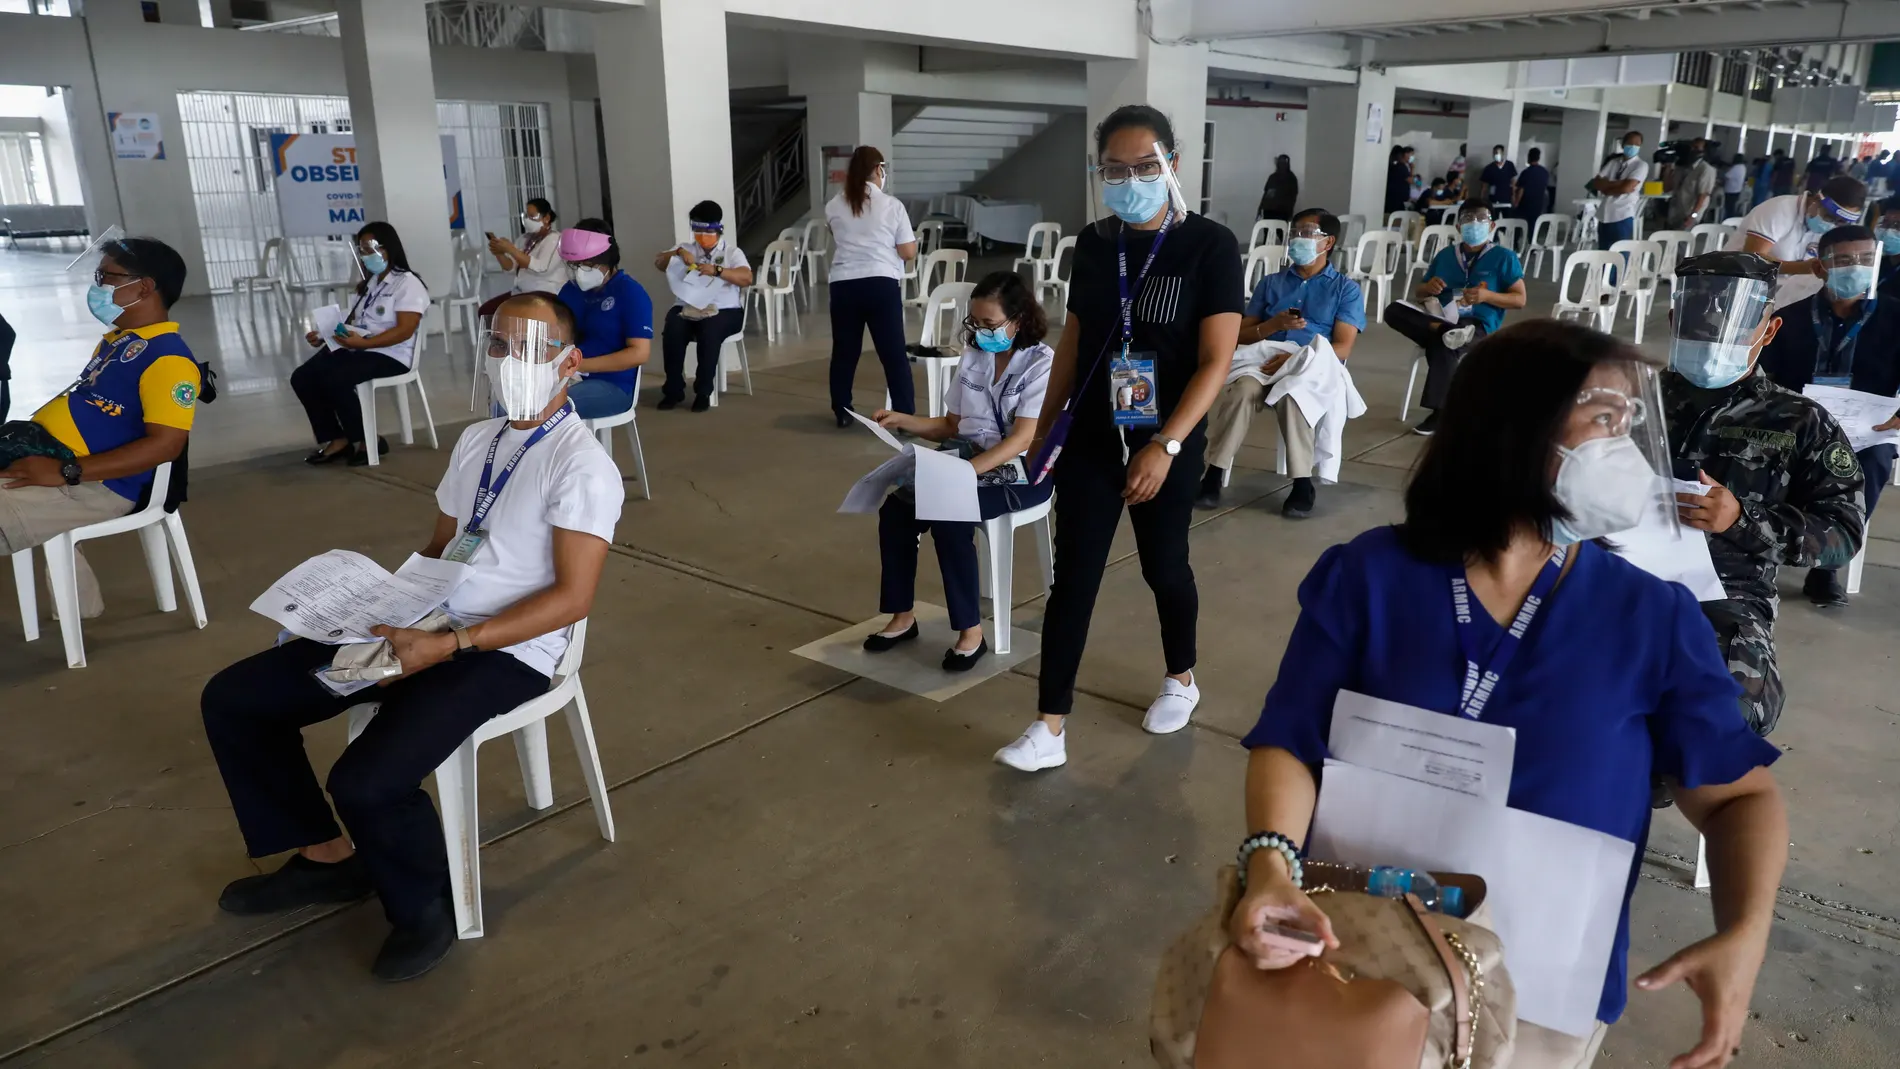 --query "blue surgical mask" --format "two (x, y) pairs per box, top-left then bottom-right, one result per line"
(360, 251), (389, 274)
(1879, 228), (1900, 255)
(1805, 214), (1835, 236)
(86, 282), (128, 327)
(1827, 265), (1875, 300)
(974, 325), (1013, 353)
(1102, 178), (1170, 225)
(1622, 144), (1640, 158)
(1670, 338), (1755, 389)
(1287, 237), (1324, 266)
(1460, 221), (1493, 246)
